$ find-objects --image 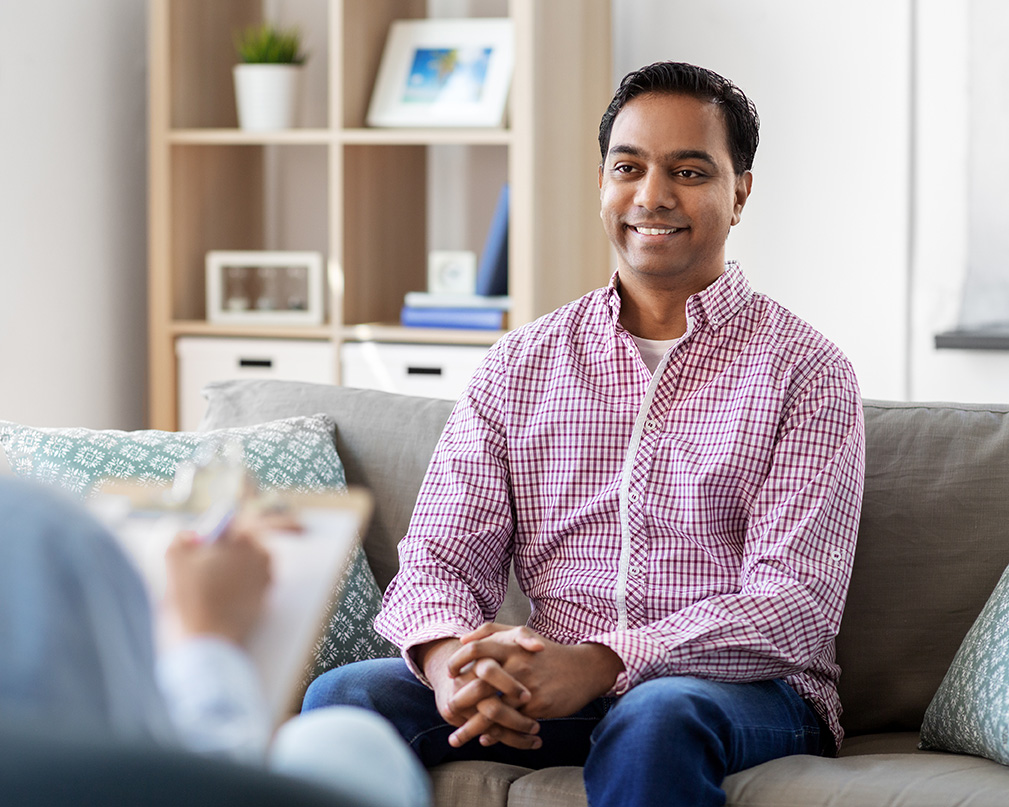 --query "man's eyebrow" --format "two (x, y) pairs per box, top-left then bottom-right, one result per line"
(606, 145), (719, 168)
